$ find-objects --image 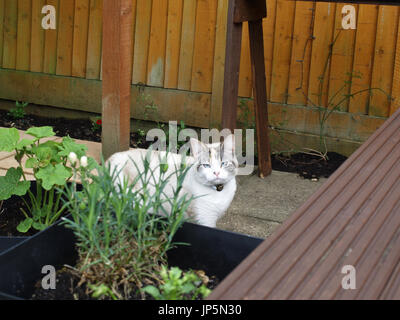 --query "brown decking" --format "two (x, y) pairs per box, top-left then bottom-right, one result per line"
(208, 108), (400, 300)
